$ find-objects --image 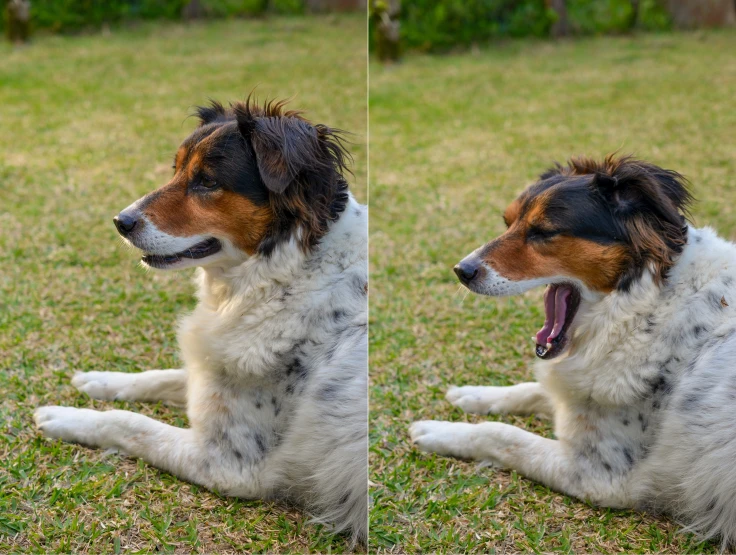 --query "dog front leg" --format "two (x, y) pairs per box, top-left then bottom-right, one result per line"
(446, 382), (553, 417)
(410, 420), (628, 507)
(34, 406), (262, 497)
(72, 369), (187, 406)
